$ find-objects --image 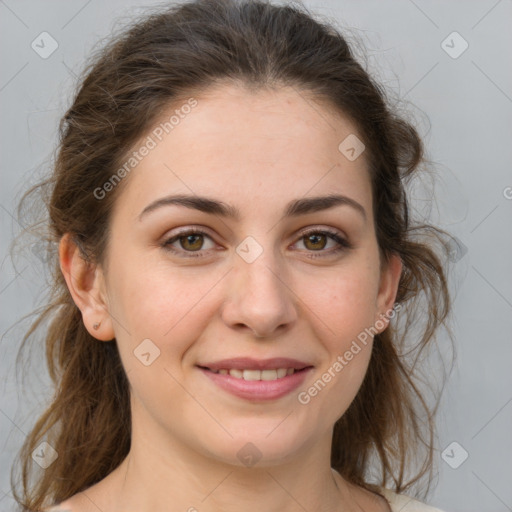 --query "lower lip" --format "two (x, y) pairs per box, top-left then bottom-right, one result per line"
(198, 367), (312, 401)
